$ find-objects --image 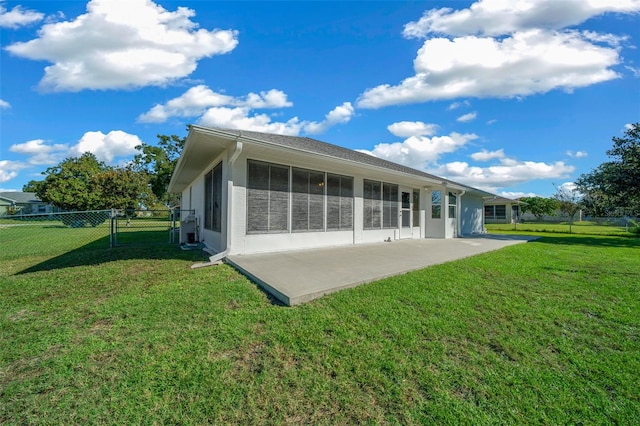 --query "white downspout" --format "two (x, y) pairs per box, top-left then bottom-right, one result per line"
(457, 190), (466, 237)
(192, 137), (243, 269)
